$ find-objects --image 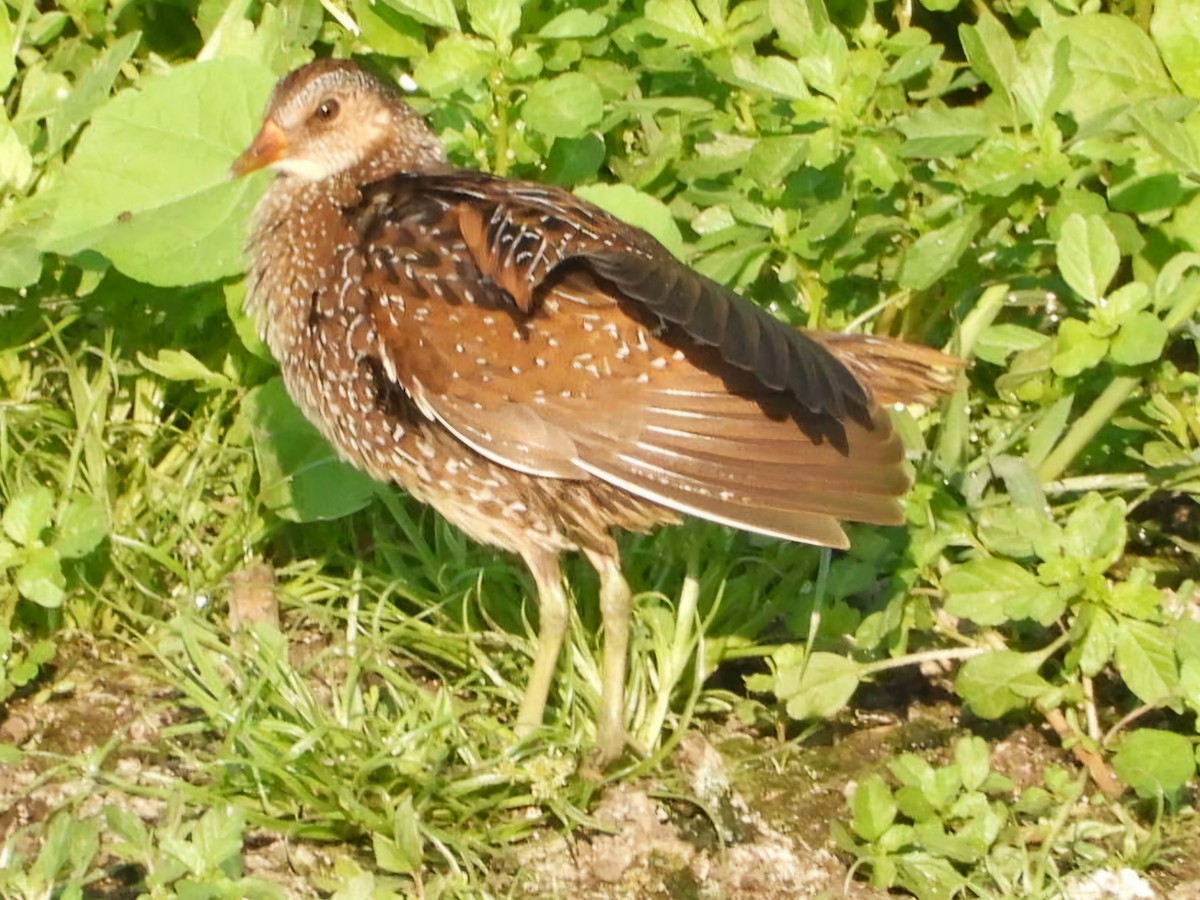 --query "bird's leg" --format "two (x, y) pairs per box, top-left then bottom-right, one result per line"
(584, 545), (632, 765)
(515, 548), (569, 738)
